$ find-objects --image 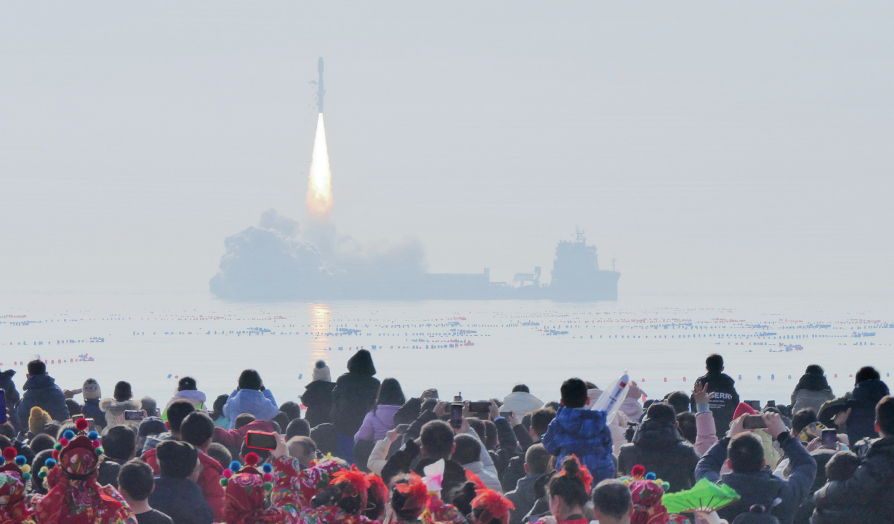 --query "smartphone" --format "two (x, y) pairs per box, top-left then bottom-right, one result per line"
(766, 400), (776, 408)
(0, 390), (6, 424)
(85, 418), (96, 432)
(396, 424), (410, 435)
(745, 400), (761, 411)
(822, 429), (838, 448)
(72, 414), (85, 422)
(245, 431), (278, 450)
(468, 401), (490, 414)
(450, 395), (464, 429)
(743, 415), (767, 429)
(124, 410), (144, 421)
